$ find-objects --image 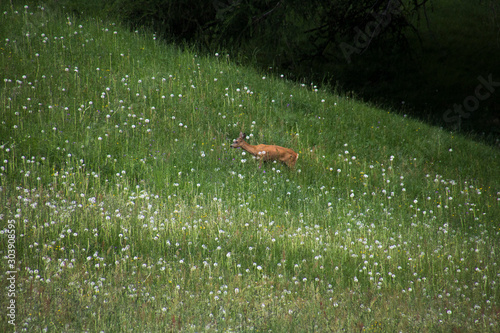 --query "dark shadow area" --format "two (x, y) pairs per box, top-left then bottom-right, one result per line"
(266, 0), (500, 145)
(50, 0), (500, 145)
